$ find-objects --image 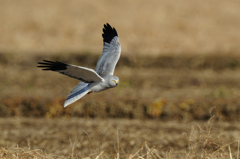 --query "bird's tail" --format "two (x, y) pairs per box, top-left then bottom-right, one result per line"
(64, 82), (91, 107)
